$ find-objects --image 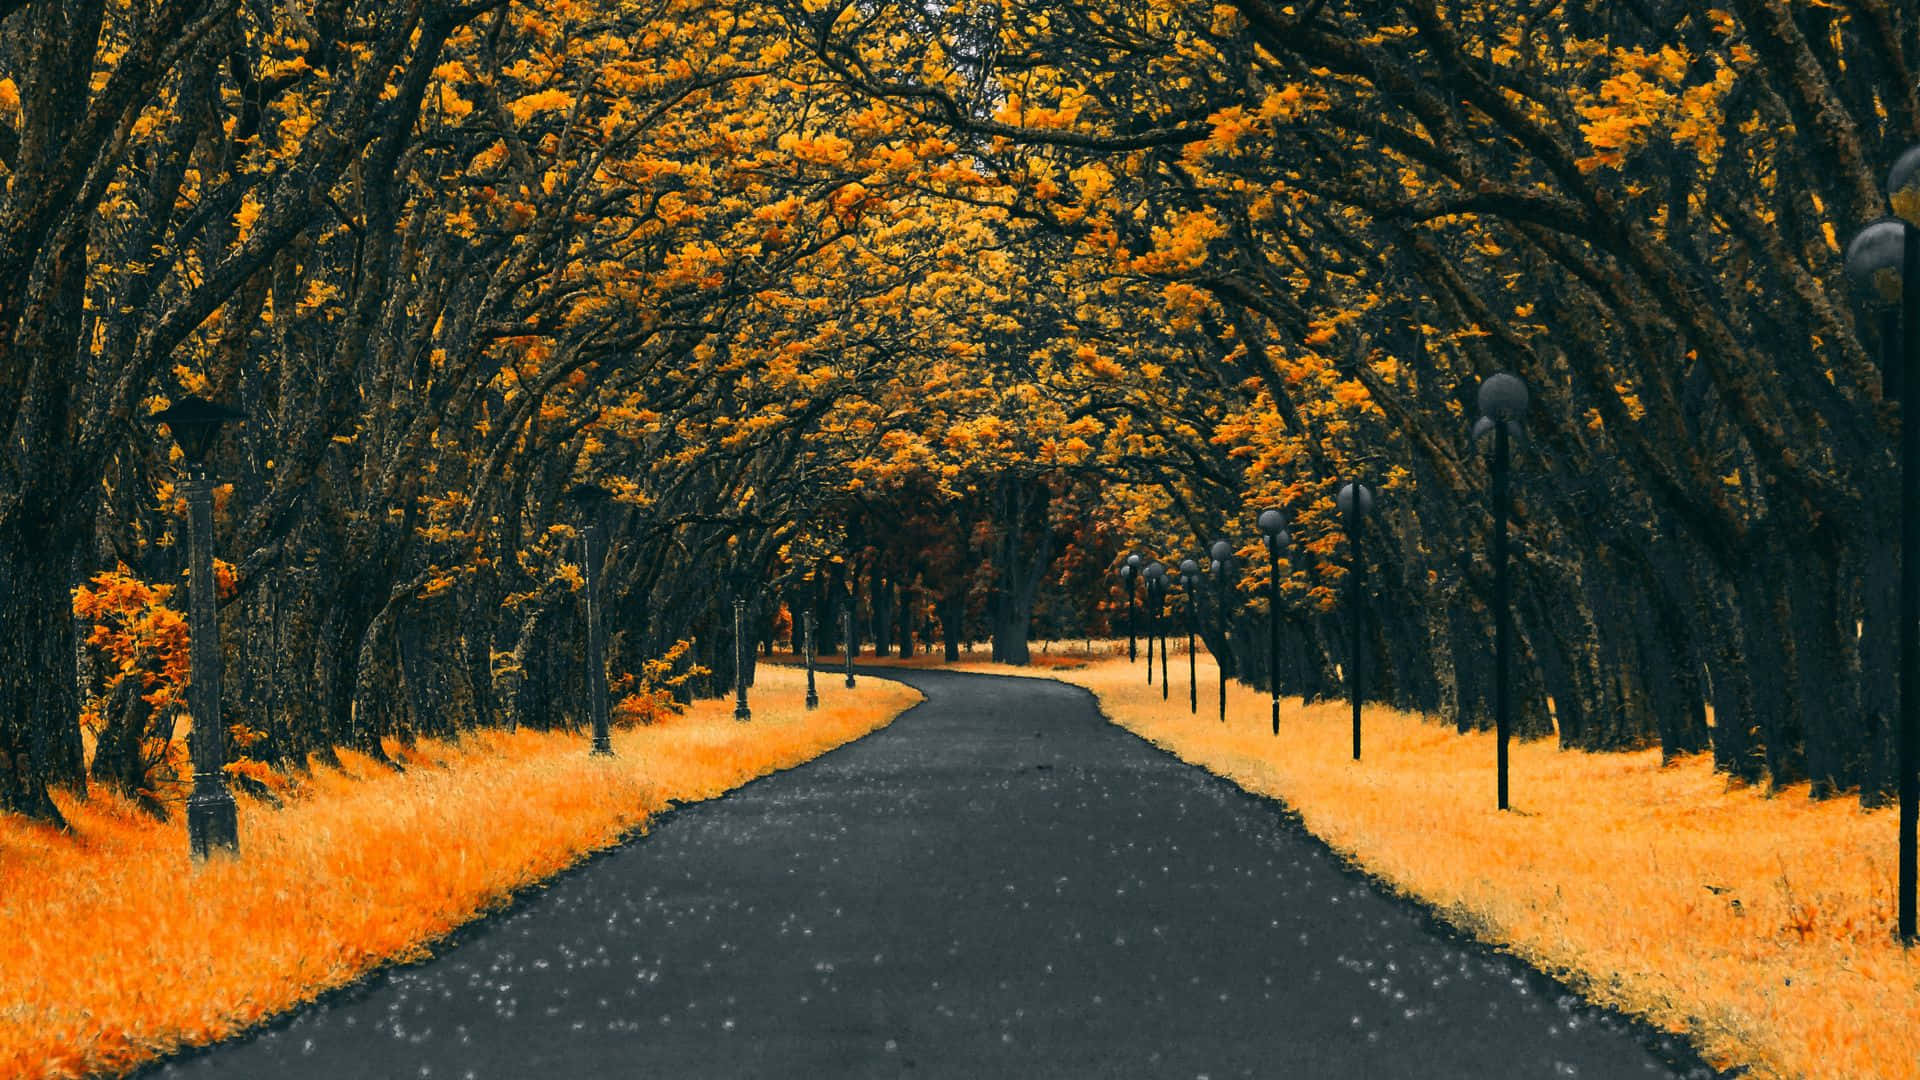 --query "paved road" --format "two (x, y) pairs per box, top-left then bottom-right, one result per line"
(146, 669), (1722, 1079)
